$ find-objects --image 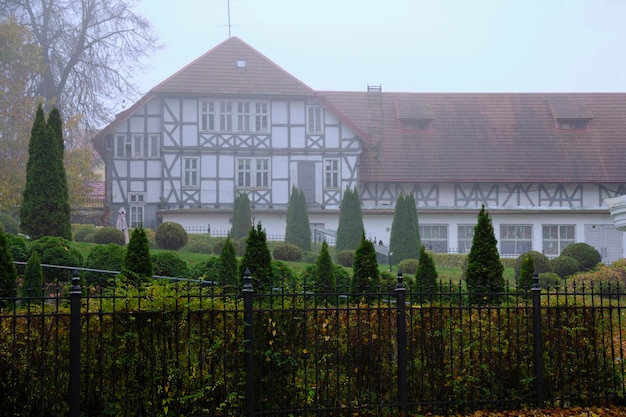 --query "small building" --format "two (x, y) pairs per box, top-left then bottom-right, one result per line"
(94, 37), (626, 263)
